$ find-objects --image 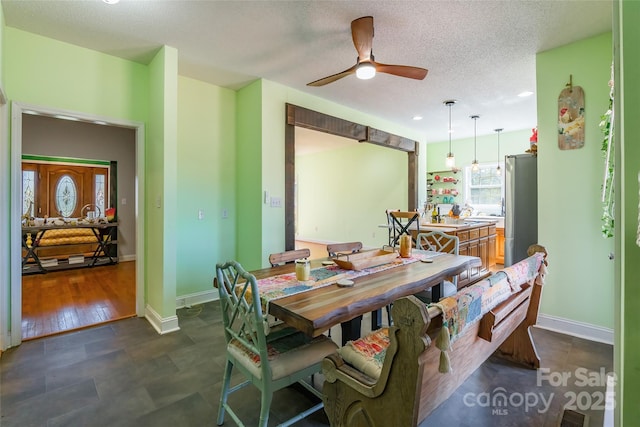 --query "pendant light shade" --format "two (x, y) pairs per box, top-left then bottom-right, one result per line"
(444, 100), (456, 169)
(495, 128), (503, 175)
(471, 115), (480, 172)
